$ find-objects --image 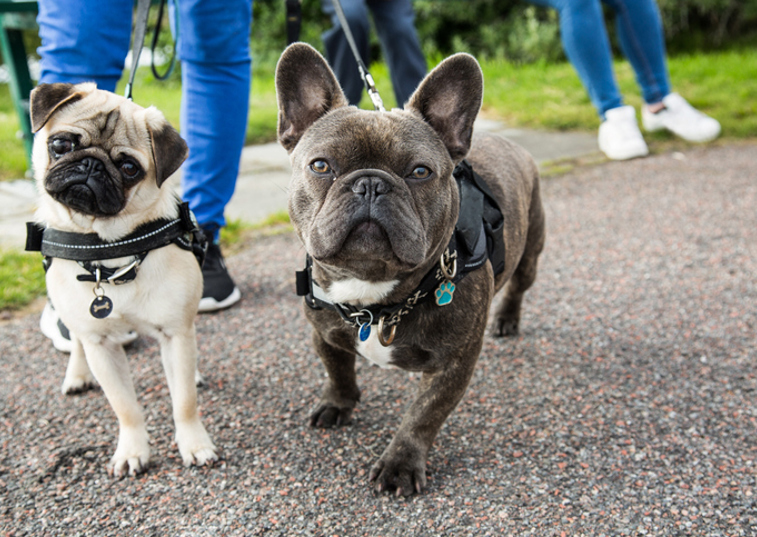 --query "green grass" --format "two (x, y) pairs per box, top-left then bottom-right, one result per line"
(0, 249), (46, 311)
